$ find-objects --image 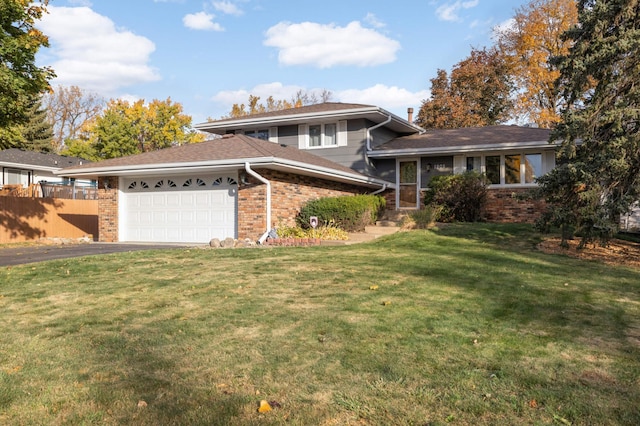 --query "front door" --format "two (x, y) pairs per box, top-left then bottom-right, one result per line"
(398, 160), (419, 209)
